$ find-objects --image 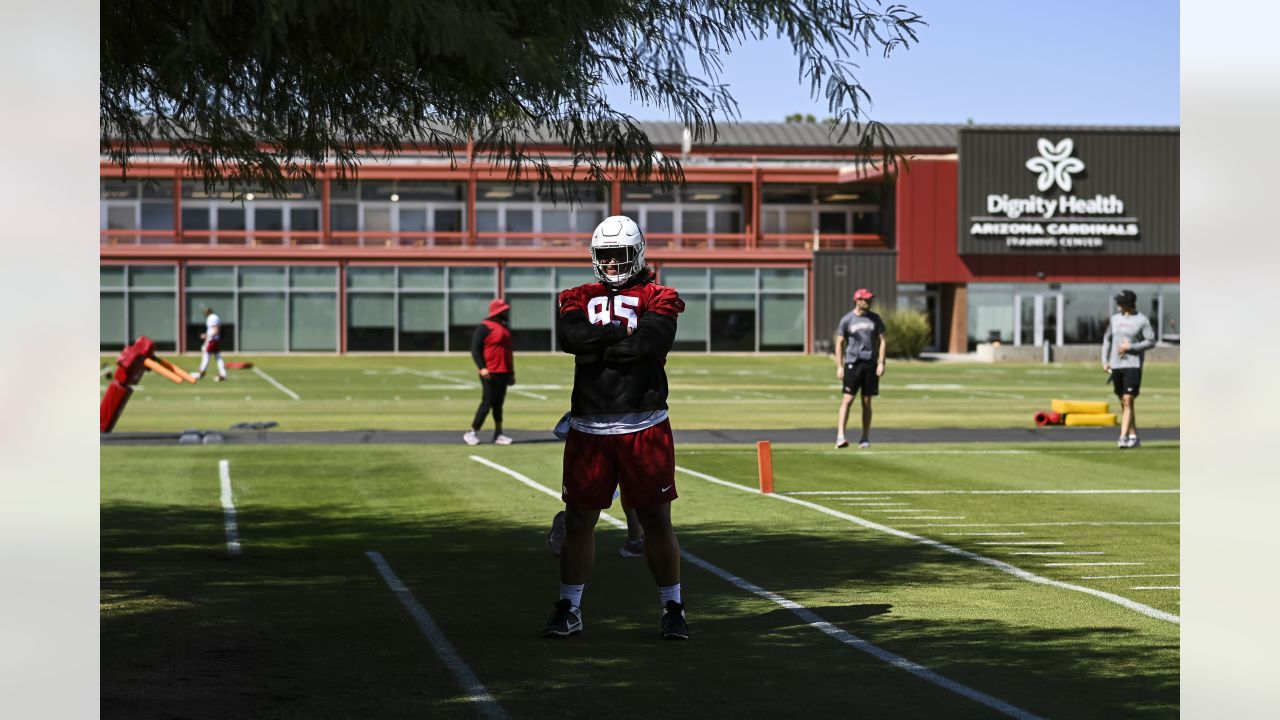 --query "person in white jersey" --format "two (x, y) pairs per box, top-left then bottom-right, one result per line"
(193, 306), (227, 382)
